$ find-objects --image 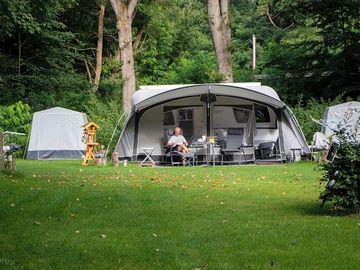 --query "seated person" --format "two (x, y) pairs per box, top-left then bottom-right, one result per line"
(167, 127), (189, 153)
